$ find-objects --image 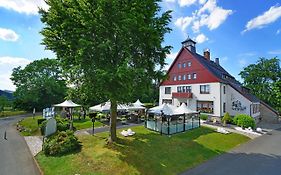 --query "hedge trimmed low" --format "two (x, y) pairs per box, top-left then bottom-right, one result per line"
(233, 114), (255, 129)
